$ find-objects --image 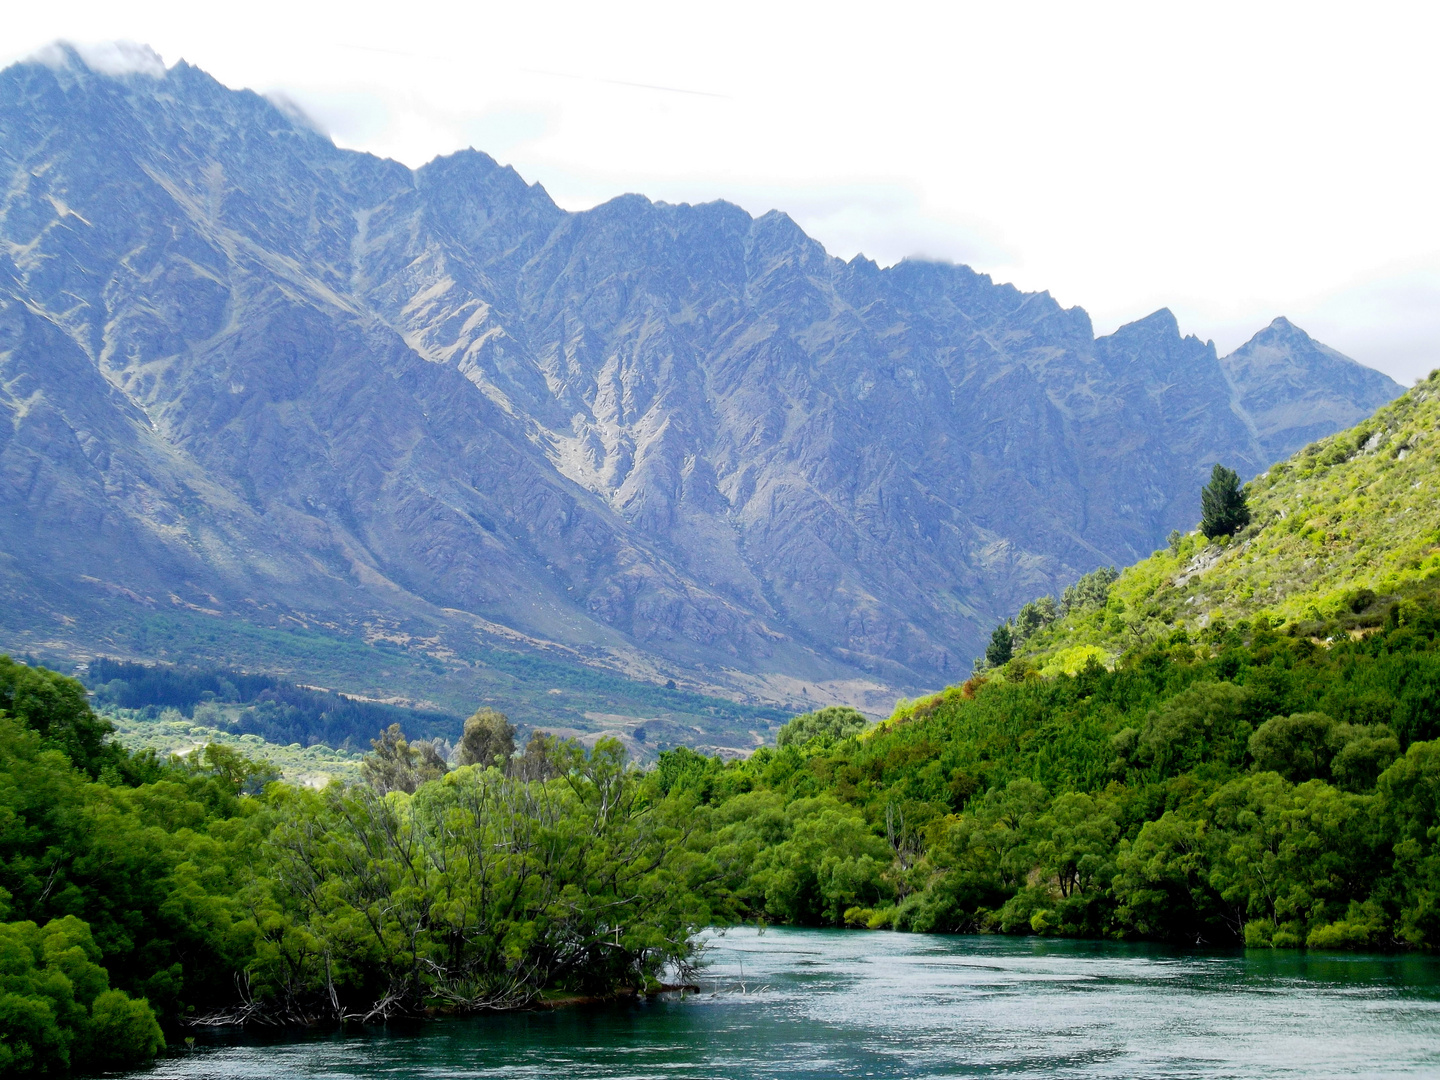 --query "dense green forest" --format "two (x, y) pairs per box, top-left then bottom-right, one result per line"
(0, 656), (728, 1074)
(661, 604), (1440, 945)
